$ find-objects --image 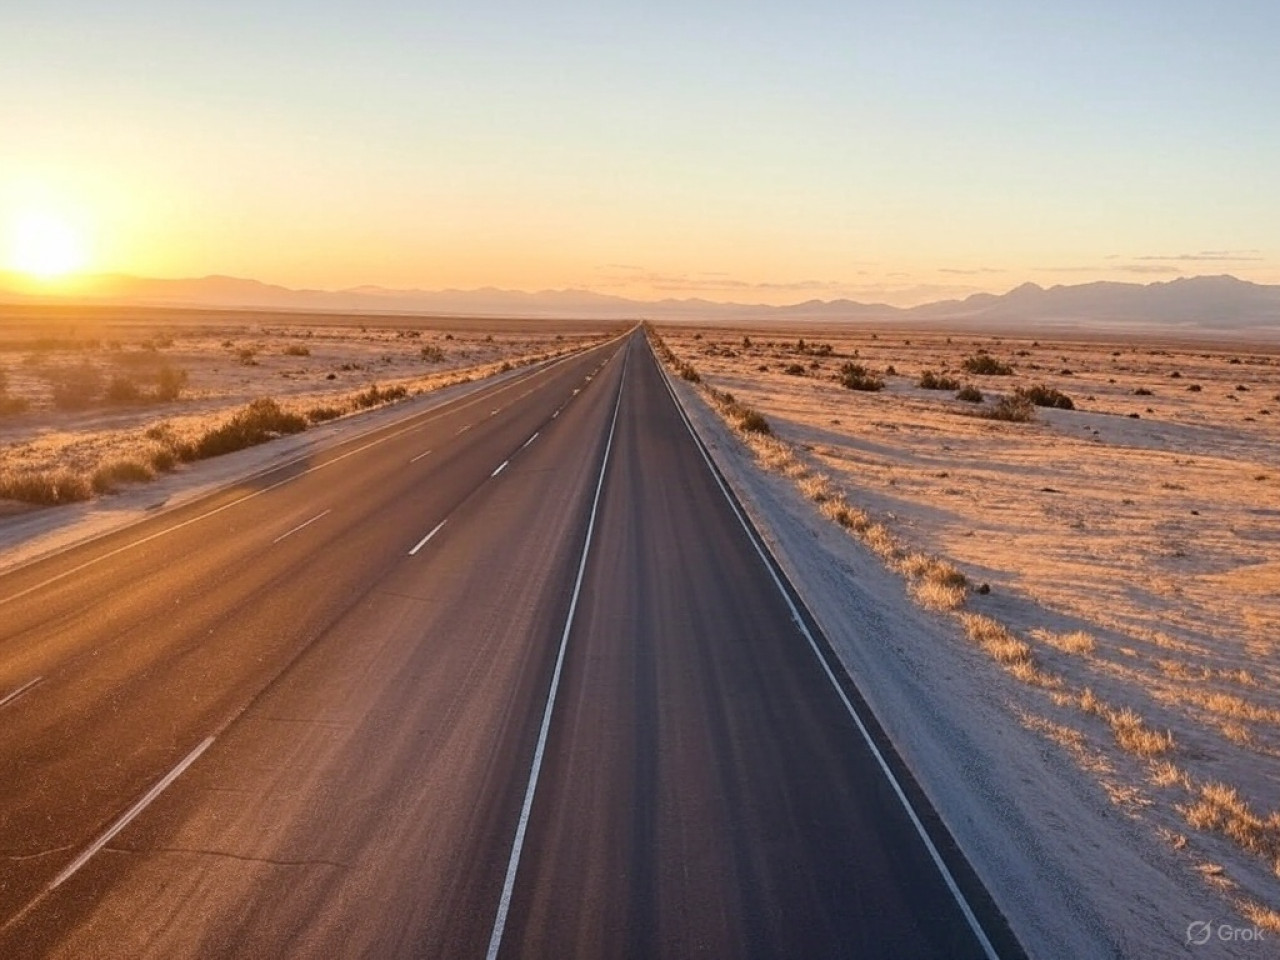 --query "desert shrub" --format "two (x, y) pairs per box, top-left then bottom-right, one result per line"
(1187, 384), (1202, 392)
(499, 361), (513, 373)
(961, 353), (1013, 376)
(956, 385), (984, 403)
(420, 344), (445, 362)
(1133, 387), (1153, 396)
(838, 362), (885, 392)
(47, 363), (103, 410)
(307, 405), (345, 423)
(105, 374), (146, 404)
(92, 459), (155, 493)
(149, 448), (178, 472)
(737, 408), (772, 434)
(980, 394), (1036, 422)
(1017, 384), (1075, 410)
(236, 348), (258, 366)
(282, 344), (311, 357)
(918, 370), (960, 390)
(188, 398), (307, 460)
(0, 470), (92, 504)
(0, 372), (29, 415)
(352, 384), (408, 409)
(154, 364), (188, 401)
(783, 363), (806, 376)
